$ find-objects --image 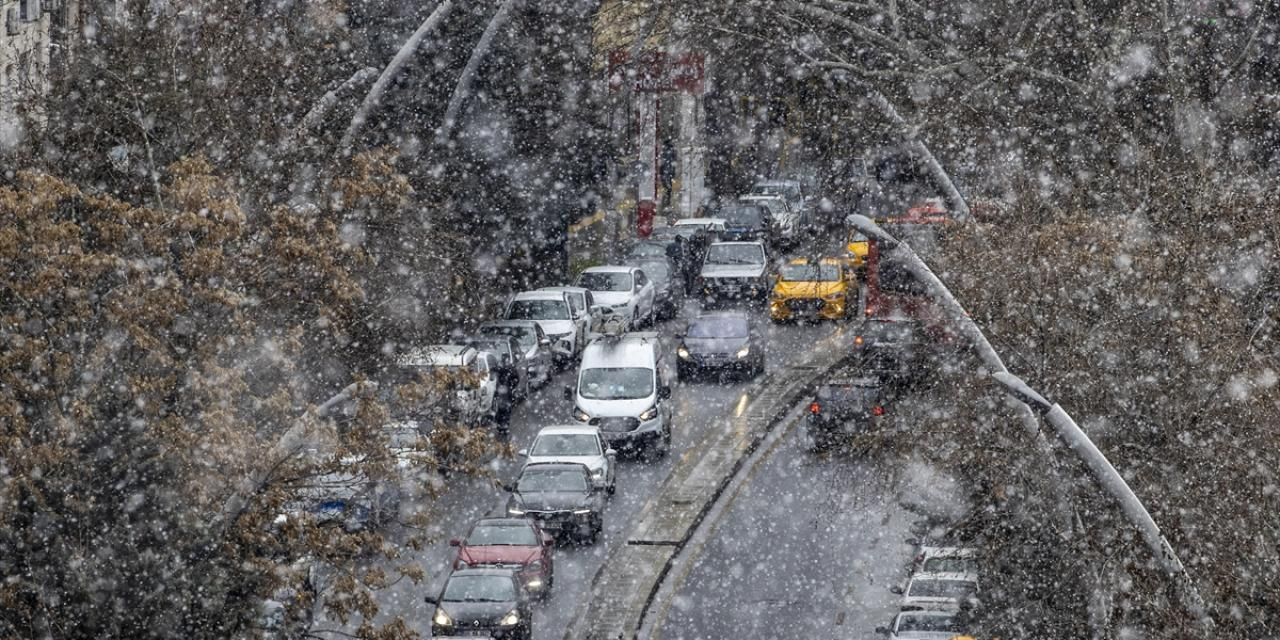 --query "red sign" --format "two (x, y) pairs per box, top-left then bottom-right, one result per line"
(608, 50), (704, 93)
